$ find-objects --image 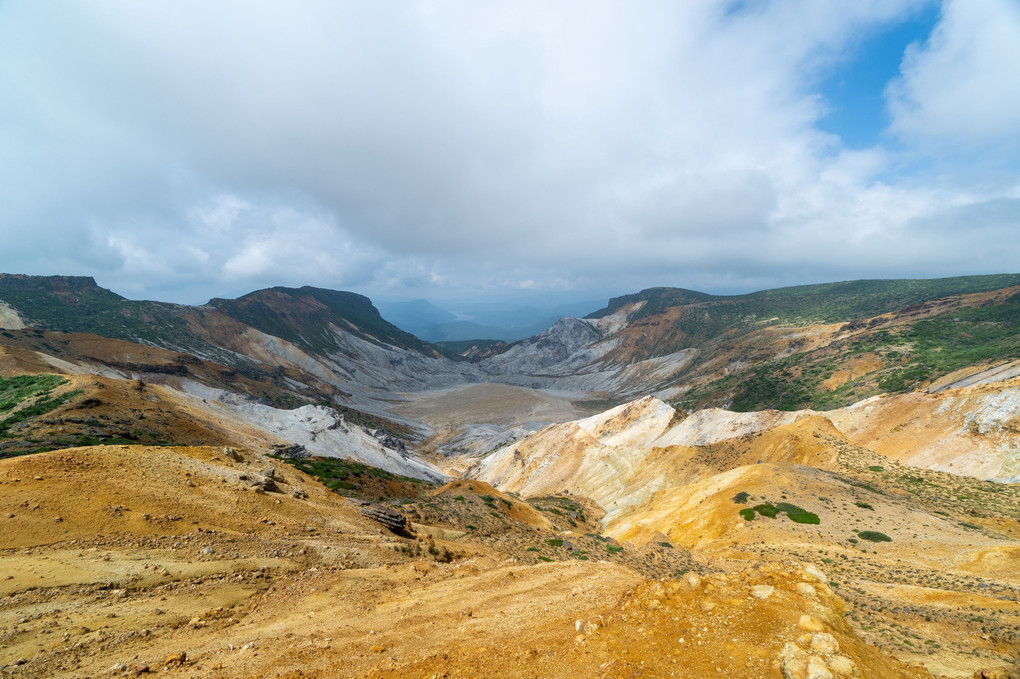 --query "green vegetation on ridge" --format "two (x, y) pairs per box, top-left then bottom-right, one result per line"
(590, 274), (1020, 326)
(0, 374), (79, 439)
(676, 287), (1020, 412)
(209, 286), (441, 357)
